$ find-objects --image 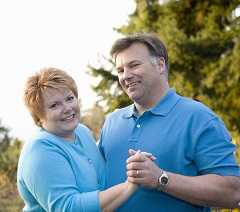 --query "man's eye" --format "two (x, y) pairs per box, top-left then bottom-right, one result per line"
(117, 68), (124, 74)
(129, 63), (140, 68)
(49, 103), (57, 109)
